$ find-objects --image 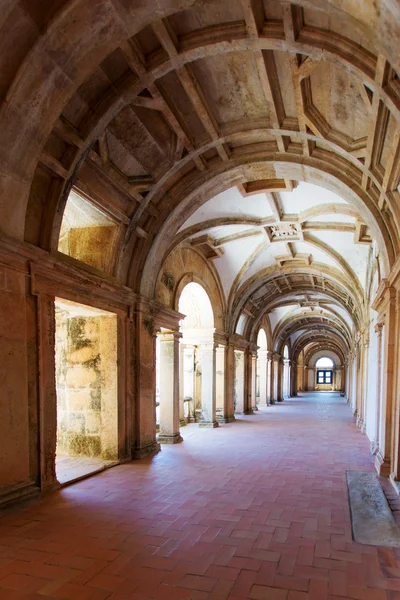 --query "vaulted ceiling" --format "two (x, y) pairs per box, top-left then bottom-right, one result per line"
(2, 0), (400, 356)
